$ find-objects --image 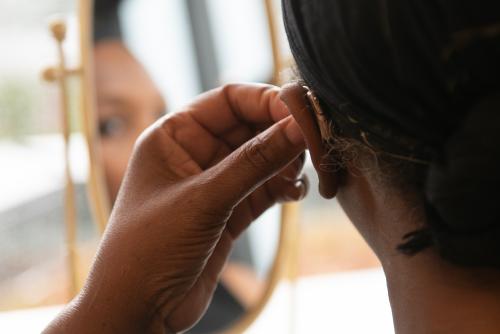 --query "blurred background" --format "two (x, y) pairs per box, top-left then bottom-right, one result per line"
(0, 0), (388, 332)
